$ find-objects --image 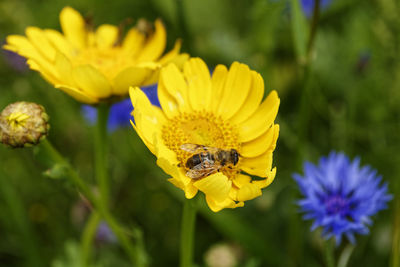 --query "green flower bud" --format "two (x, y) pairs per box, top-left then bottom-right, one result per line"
(0, 101), (50, 148)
